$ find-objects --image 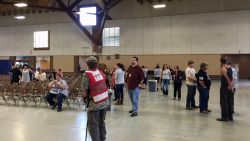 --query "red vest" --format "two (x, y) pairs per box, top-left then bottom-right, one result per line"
(86, 69), (109, 104)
